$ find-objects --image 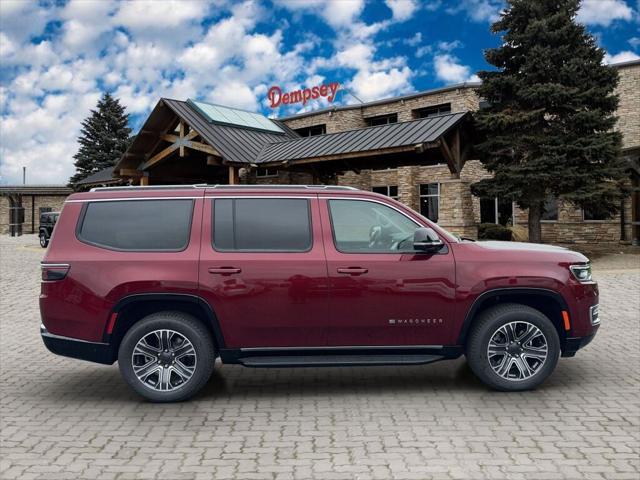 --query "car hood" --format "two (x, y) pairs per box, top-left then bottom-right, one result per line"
(457, 240), (589, 263)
